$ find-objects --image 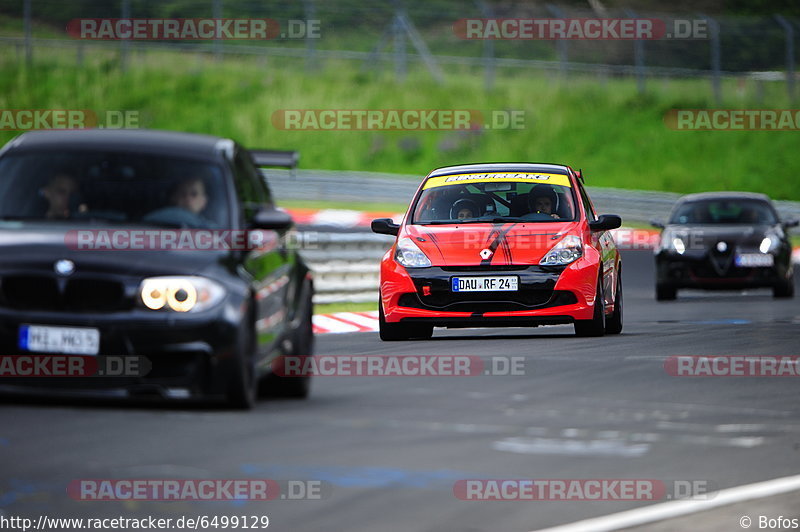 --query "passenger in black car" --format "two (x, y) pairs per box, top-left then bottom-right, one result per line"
(40, 173), (76, 219)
